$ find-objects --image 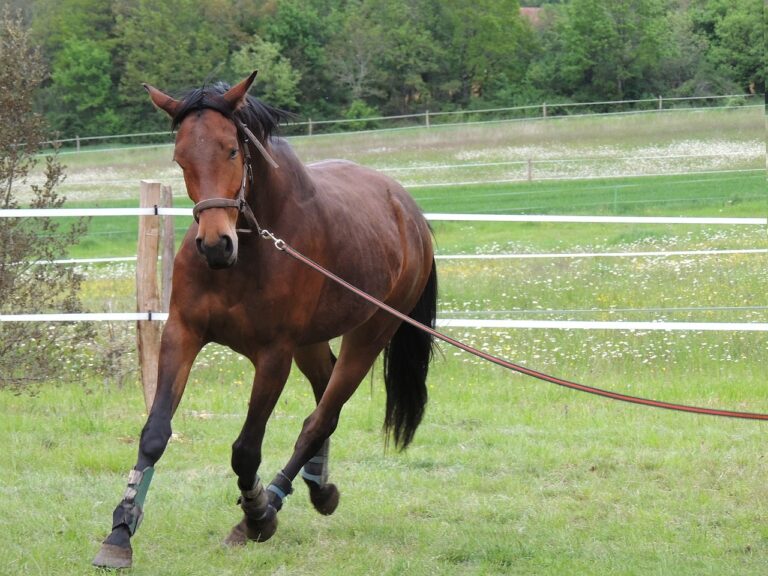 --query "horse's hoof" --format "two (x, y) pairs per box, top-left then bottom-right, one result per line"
(308, 482), (340, 516)
(92, 542), (132, 569)
(223, 520), (249, 547)
(224, 505), (278, 546)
